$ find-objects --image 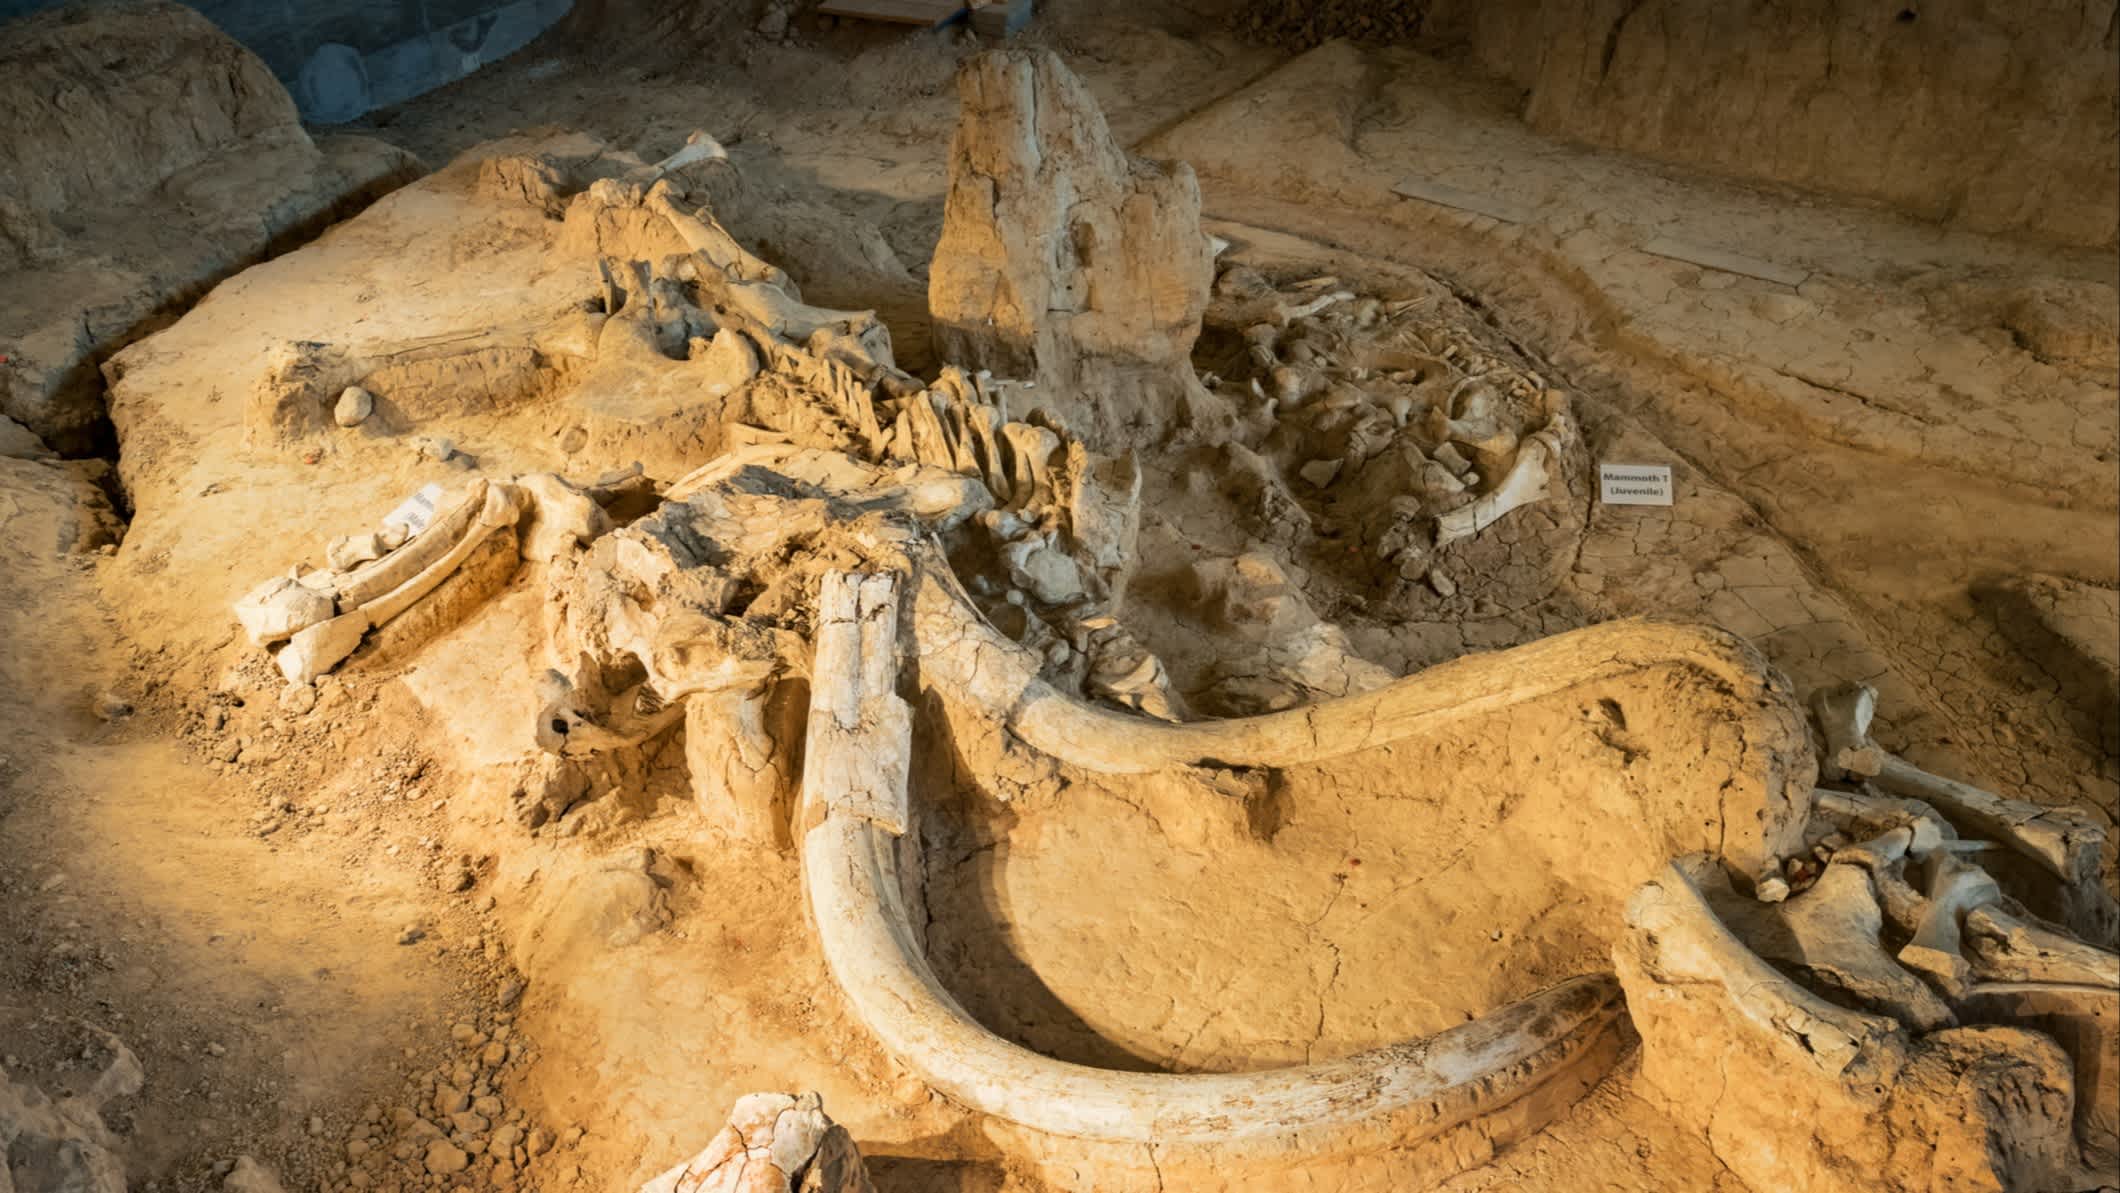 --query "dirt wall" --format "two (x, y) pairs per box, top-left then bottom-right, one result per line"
(1436, 0), (2120, 247)
(1232, 0), (2118, 247)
